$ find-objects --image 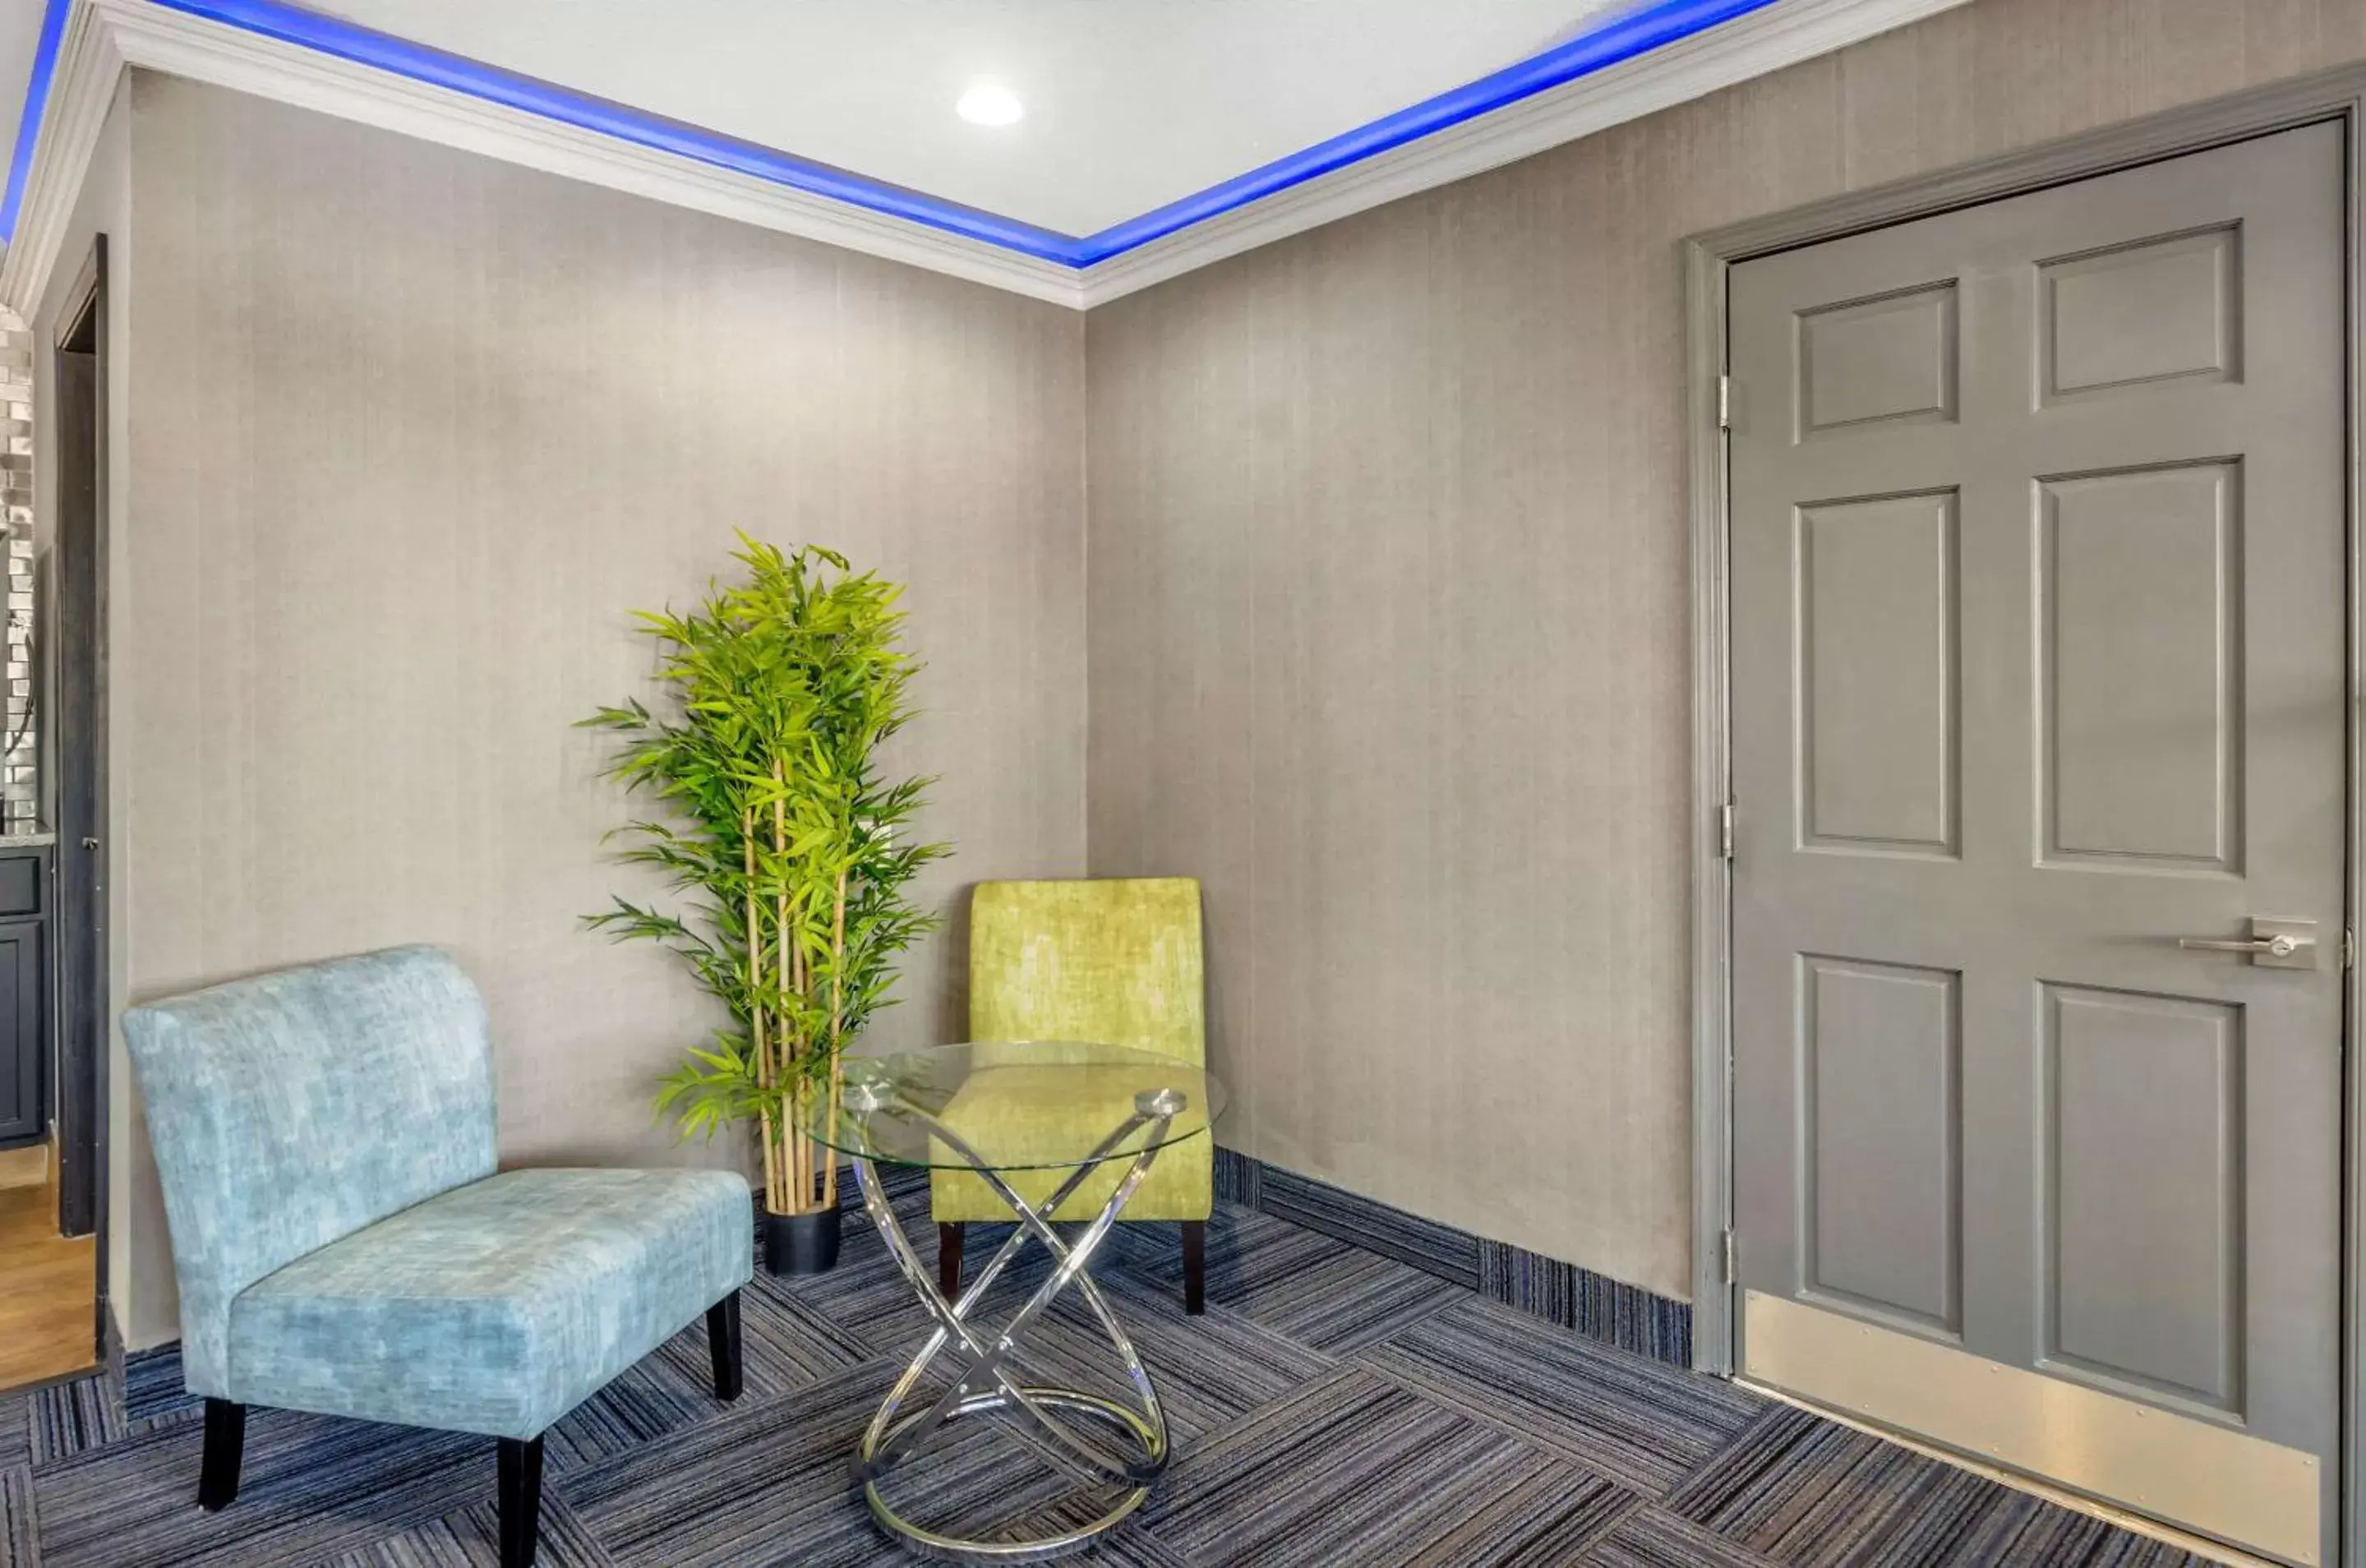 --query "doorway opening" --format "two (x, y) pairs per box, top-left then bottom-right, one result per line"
(0, 238), (108, 1395)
